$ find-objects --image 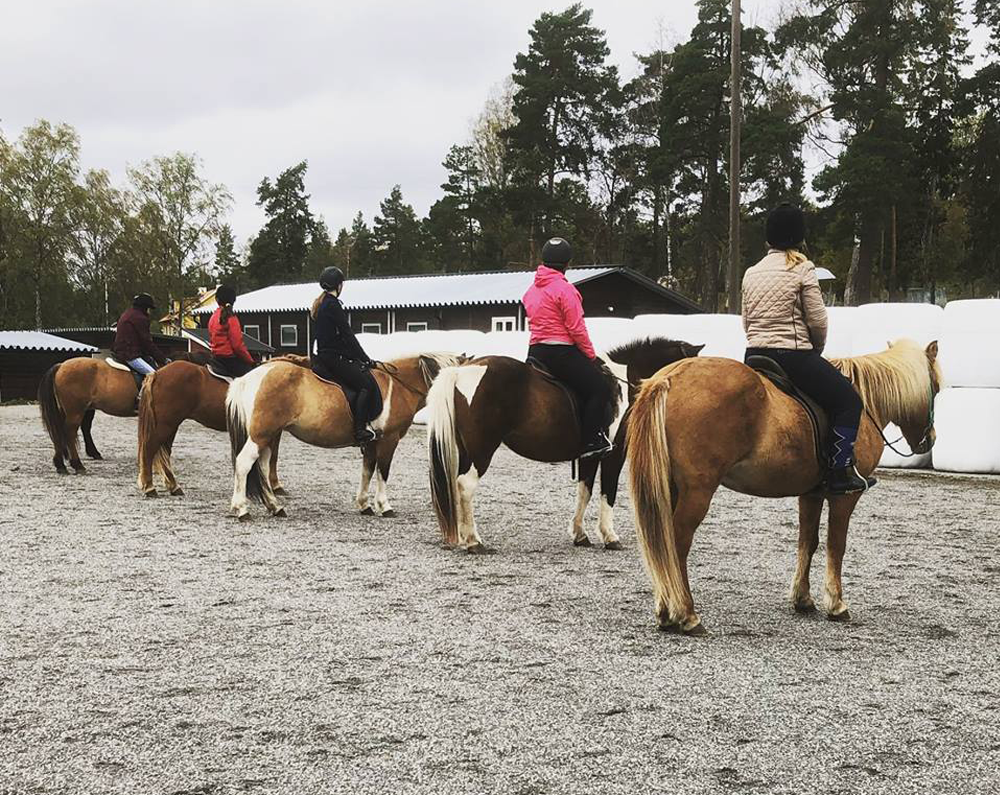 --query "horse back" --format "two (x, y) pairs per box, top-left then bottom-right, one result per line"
(54, 357), (136, 417)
